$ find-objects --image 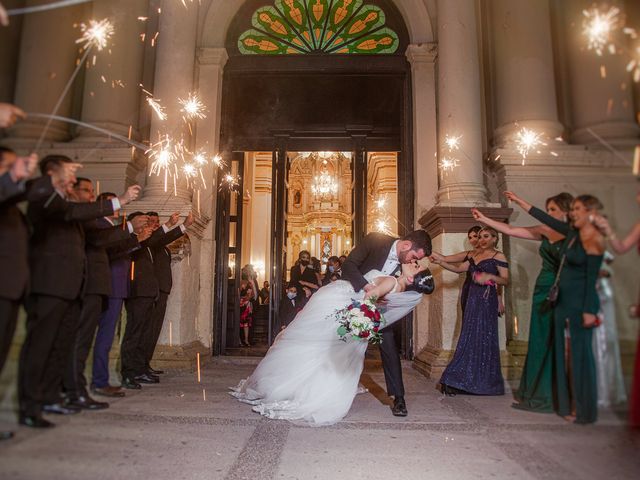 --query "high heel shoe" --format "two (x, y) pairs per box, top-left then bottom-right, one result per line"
(441, 384), (457, 397)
